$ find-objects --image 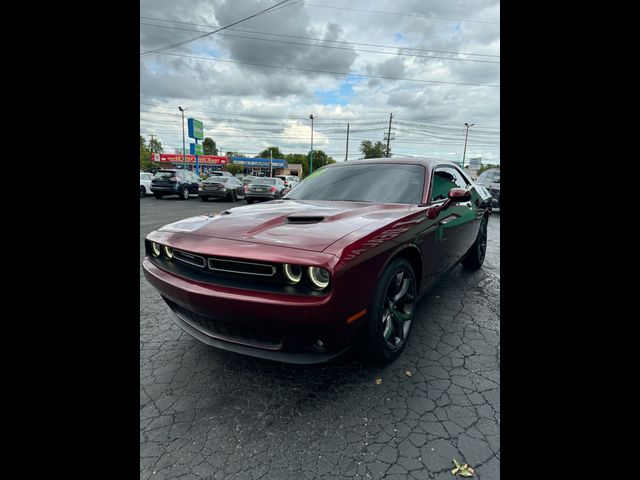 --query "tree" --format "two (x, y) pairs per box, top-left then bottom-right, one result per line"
(360, 140), (387, 158)
(477, 164), (499, 175)
(226, 151), (245, 158)
(140, 135), (152, 170)
(309, 150), (335, 169)
(202, 137), (218, 155)
(149, 138), (163, 154)
(258, 146), (284, 159)
(224, 163), (244, 176)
